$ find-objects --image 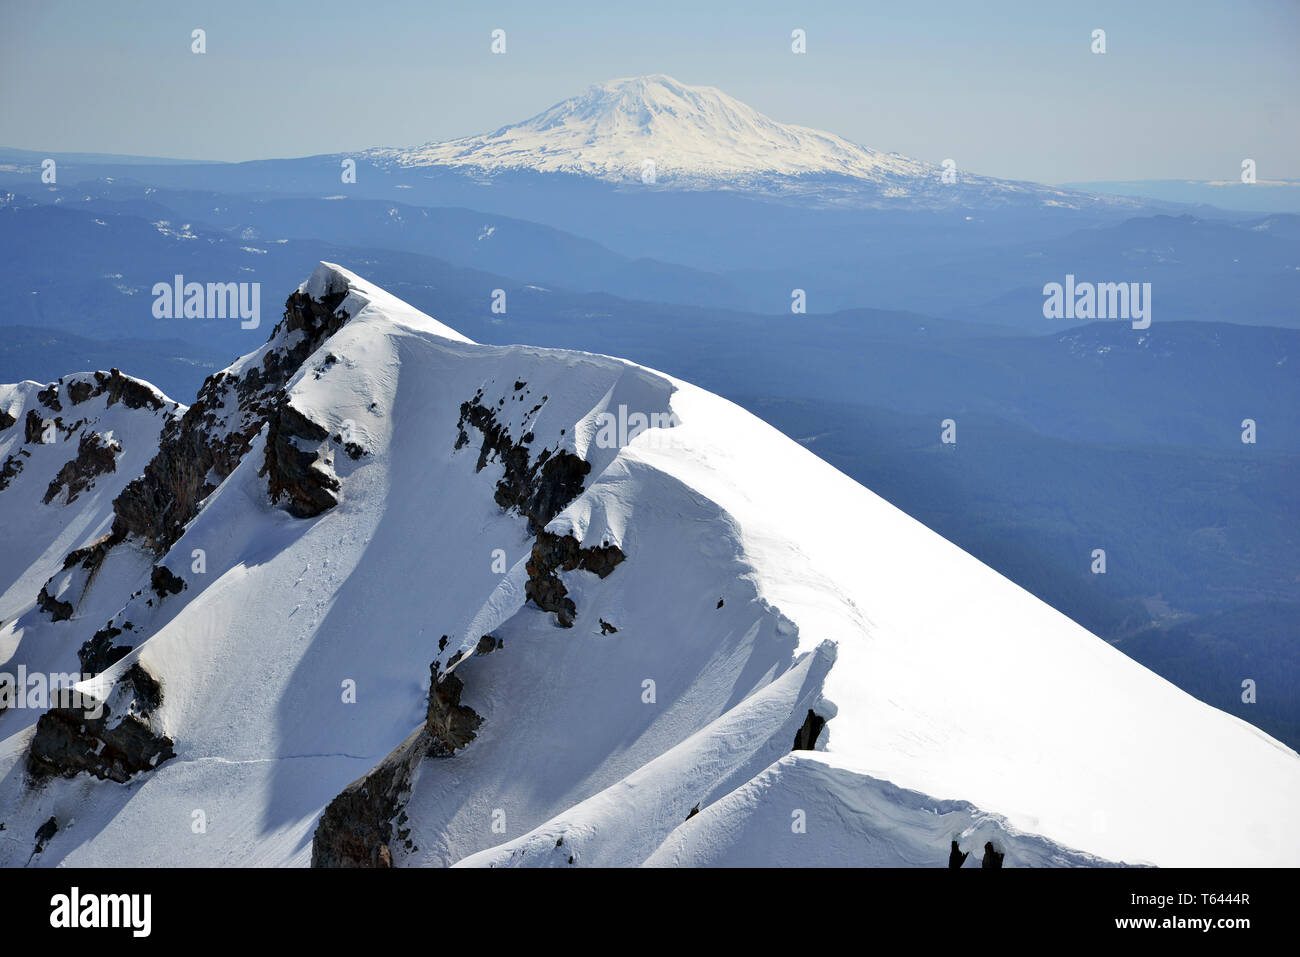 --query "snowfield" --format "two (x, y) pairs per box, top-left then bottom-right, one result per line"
(0, 263), (1295, 868)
